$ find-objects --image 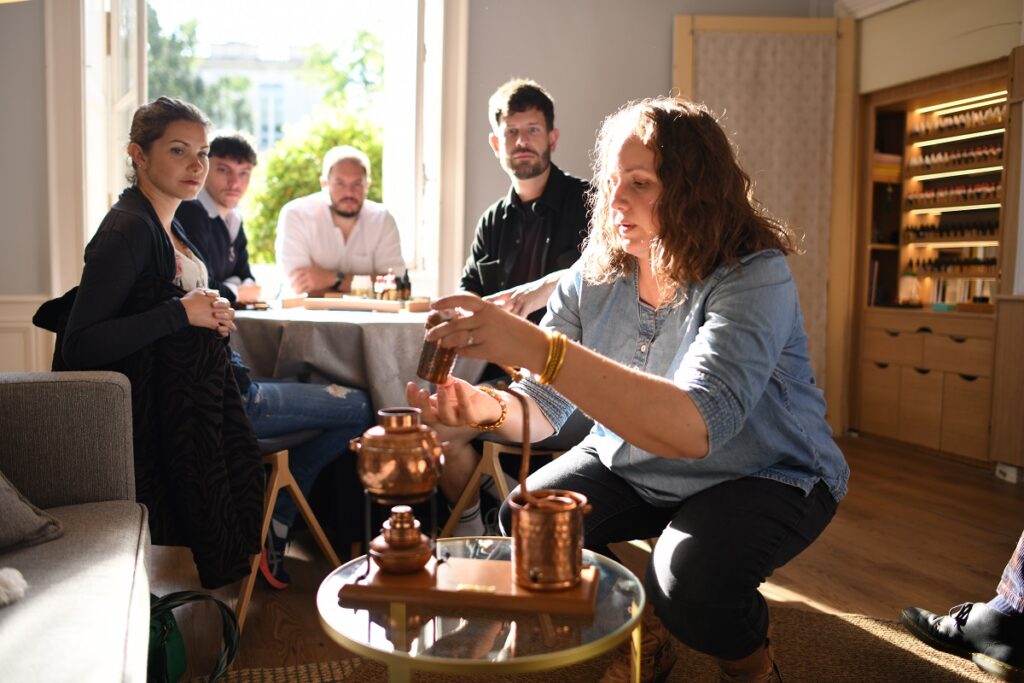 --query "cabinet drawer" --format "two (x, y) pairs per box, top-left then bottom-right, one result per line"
(899, 367), (943, 449)
(923, 335), (993, 377)
(858, 361), (900, 439)
(941, 373), (992, 461)
(862, 328), (923, 366)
